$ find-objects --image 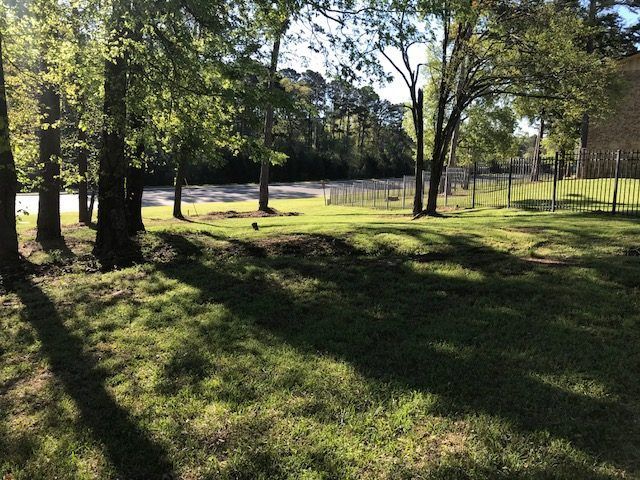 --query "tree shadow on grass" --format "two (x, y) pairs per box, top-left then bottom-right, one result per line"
(2, 265), (174, 480)
(152, 232), (640, 477)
